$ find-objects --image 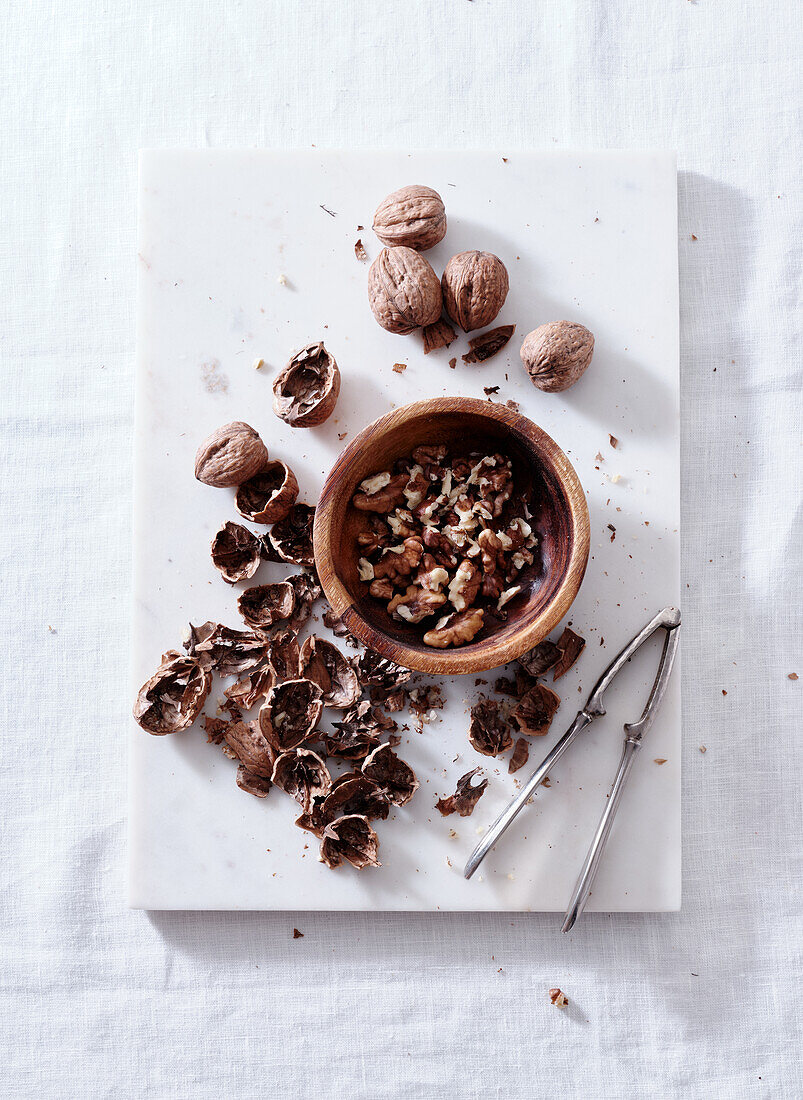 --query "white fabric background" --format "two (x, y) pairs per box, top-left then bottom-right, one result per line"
(2, 2), (801, 1097)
